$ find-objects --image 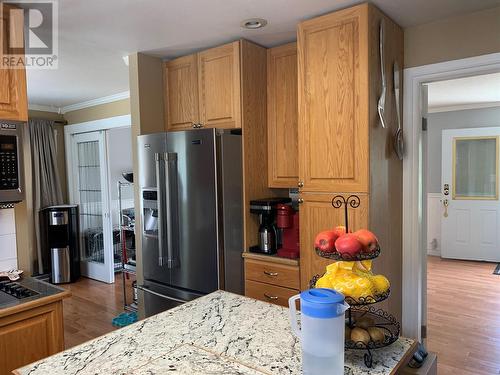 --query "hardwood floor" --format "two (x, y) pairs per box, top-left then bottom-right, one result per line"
(427, 256), (500, 375)
(60, 274), (135, 349)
